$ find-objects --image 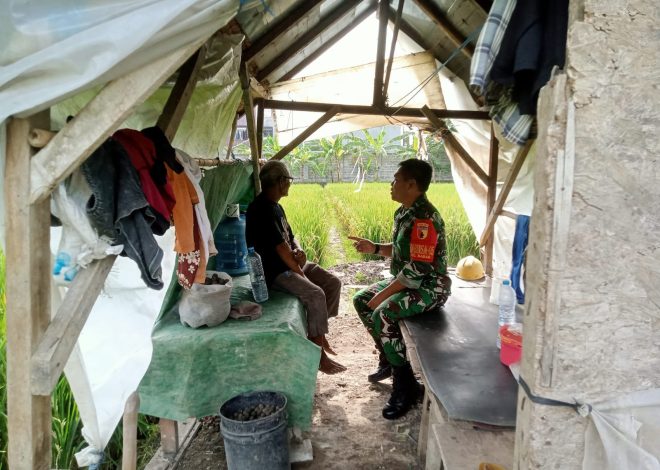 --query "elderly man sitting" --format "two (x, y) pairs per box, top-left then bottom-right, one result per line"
(245, 160), (346, 374)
